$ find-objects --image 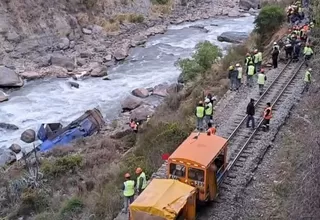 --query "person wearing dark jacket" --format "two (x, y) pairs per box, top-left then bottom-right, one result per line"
(246, 99), (255, 129)
(228, 65), (238, 91)
(272, 45), (280, 68)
